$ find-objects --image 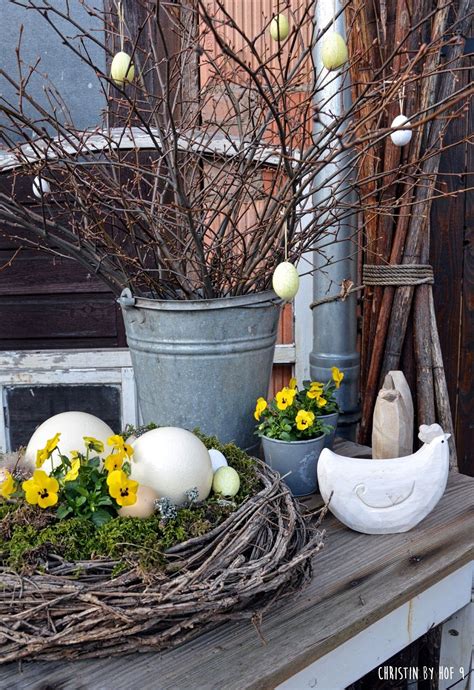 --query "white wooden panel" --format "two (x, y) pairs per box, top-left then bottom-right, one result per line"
(278, 562), (474, 690)
(439, 603), (472, 690)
